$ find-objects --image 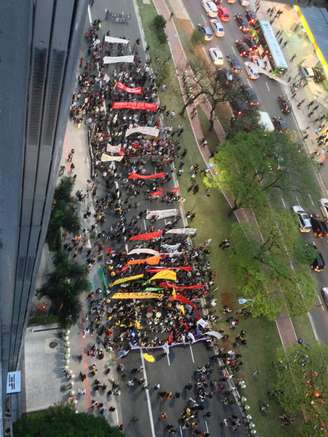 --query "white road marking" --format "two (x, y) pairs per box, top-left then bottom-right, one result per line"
(87, 5), (92, 25)
(307, 312), (320, 341)
(115, 409), (119, 425)
(231, 46), (238, 55)
(189, 344), (195, 363)
(308, 193), (315, 206)
(265, 81), (270, 92)
(166, 351), (171, 366)
(179, 426), (184, 437)
(204, 419), (209, 433)
(143, 218), (147, 231)
(140, 350), (156, 437)
(296, 195), (301, 205)
(281, 197), (287, 208)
